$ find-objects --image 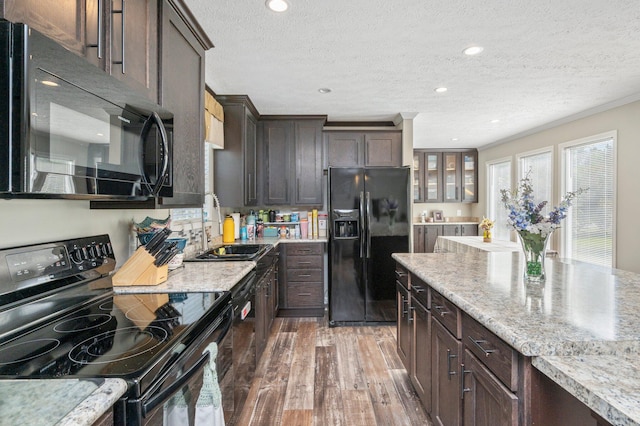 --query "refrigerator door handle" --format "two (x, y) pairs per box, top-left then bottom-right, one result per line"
(365, 191), (372, 259)
(359, 191), (365, 258)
